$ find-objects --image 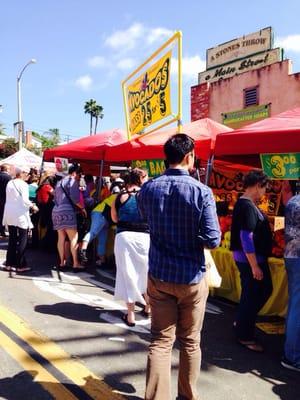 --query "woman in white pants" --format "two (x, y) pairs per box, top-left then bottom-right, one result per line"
(111, 168), (150, 327)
